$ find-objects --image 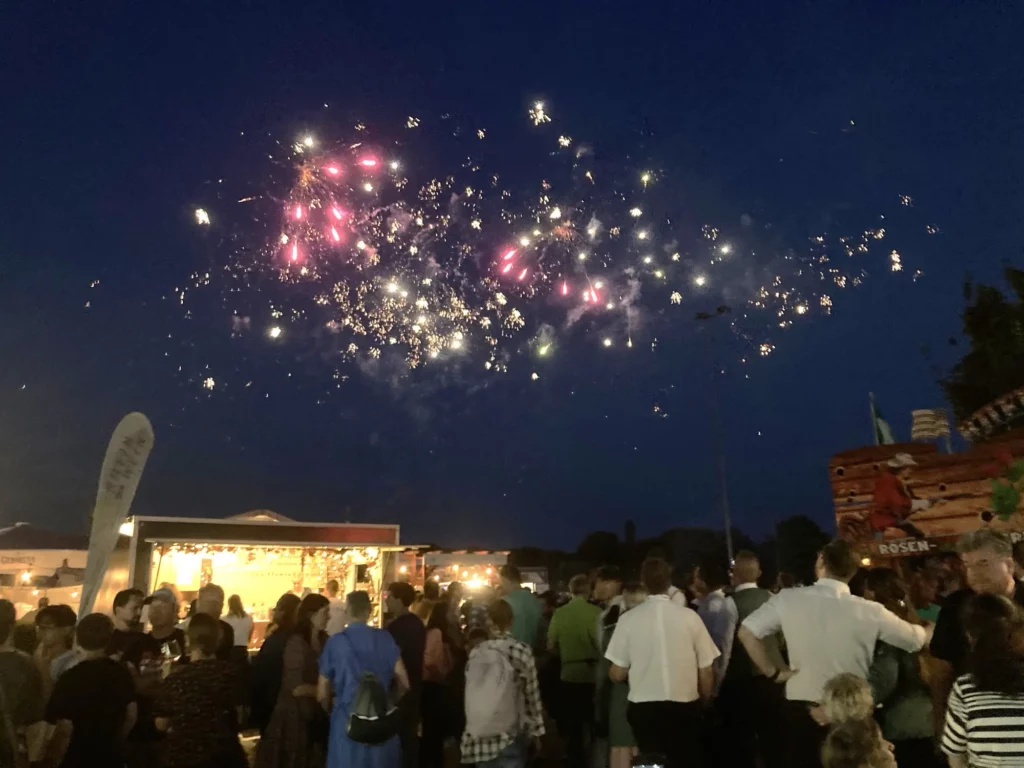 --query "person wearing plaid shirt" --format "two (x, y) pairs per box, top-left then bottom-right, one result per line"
(461, 601), (545, 767)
